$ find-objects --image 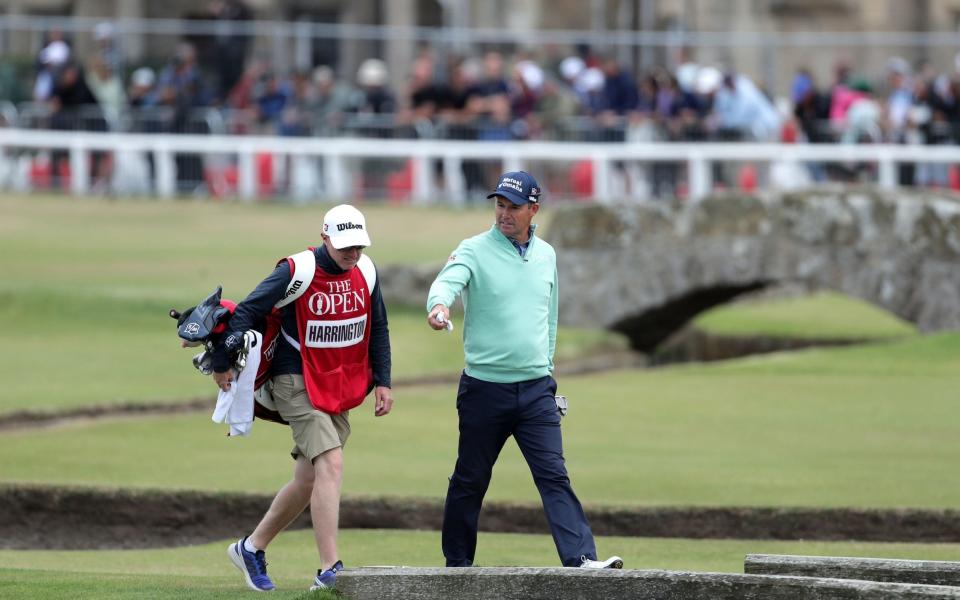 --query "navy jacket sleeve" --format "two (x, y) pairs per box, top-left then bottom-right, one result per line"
(368, 273), (392, 388)
(211, 261), (291, 372)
